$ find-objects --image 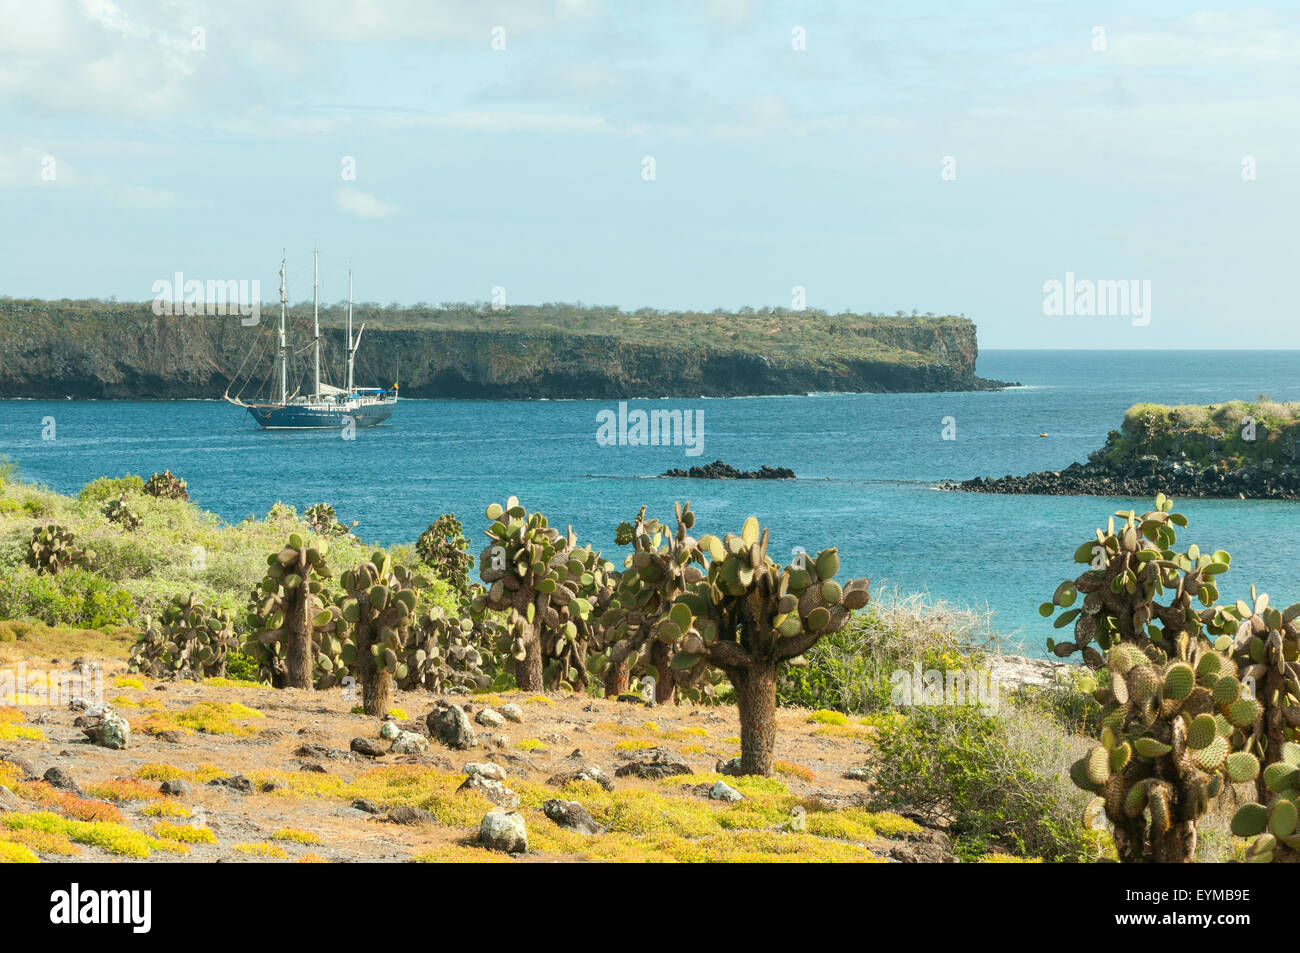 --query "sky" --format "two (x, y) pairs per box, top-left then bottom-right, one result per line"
(1, 0), (1297, 348)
